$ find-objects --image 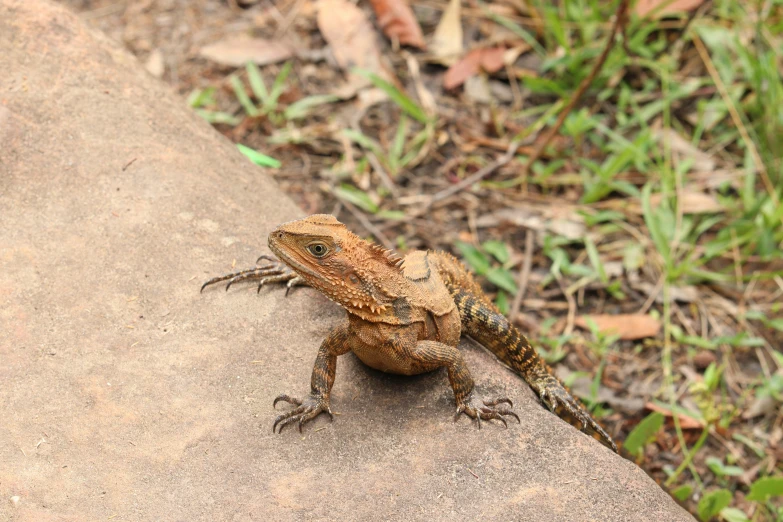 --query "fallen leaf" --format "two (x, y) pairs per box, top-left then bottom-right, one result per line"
(464, 76), (491, 104)
(317, 0), (389, 97)
(405, 52), (436, 115)
(431, 0), (462, 65)
(480, 47), (505, 72)
(649, 190), (724, 214)
(444, 46), (505, 89)
(630, 281), (700, 303)
(635, 0), (704, 17)
(199, 37), (294, 67)
(742, 394), (777, 419)
(575, 314), (661, 340)
(503, 44), (531, 67)
(645, 402), (705, 429)
(653, 128), (715, 172)
(368, 0), (426, 49)
(475, 206), (586, 240)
